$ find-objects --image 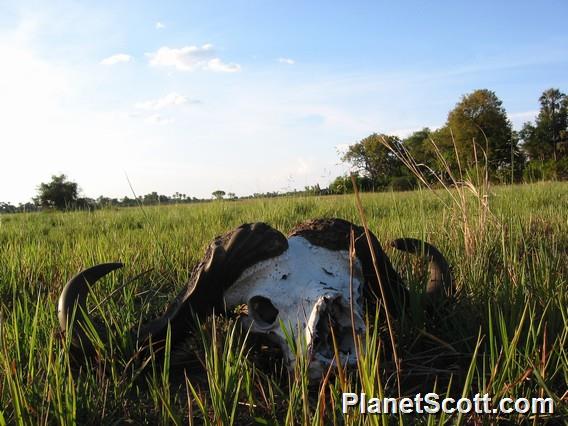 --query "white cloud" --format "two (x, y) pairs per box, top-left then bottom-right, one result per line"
(155, 21), (165, 30)
(147, 44), (240, 72)
(278, 57), (295, 65)
(135, 92), (190, 110)
(206, 57), (241, 72)
(100, 53), (132, 65)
